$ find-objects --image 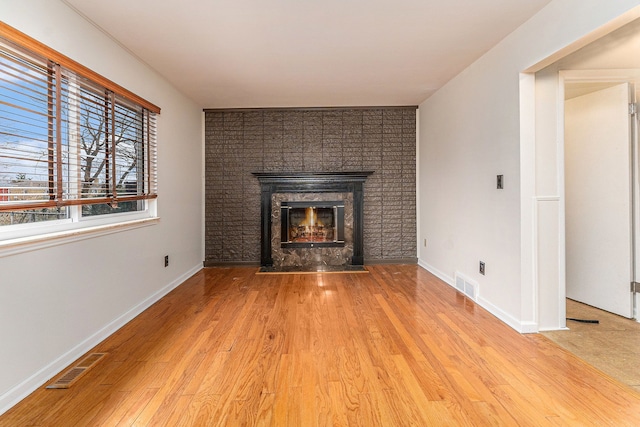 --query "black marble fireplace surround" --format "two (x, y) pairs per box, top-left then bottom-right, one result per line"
(253, 171), (372, 271)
